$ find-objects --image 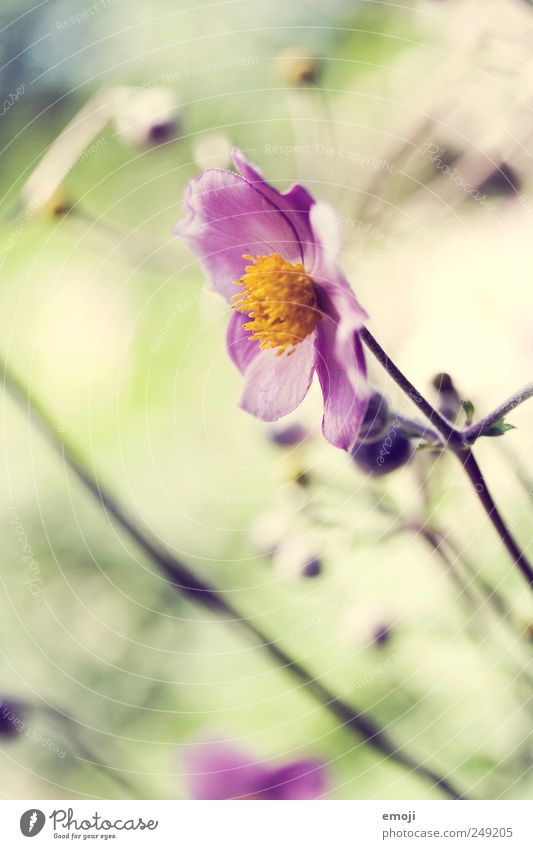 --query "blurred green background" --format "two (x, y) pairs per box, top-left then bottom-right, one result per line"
(0, 0), (532, 800)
